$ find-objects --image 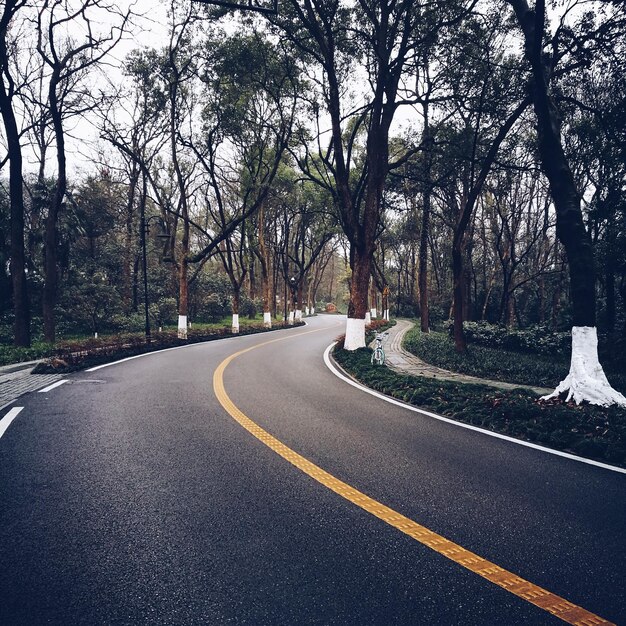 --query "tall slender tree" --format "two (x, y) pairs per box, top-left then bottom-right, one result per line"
(0, 0), (30, 346)
(36, 0), (131, 343)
